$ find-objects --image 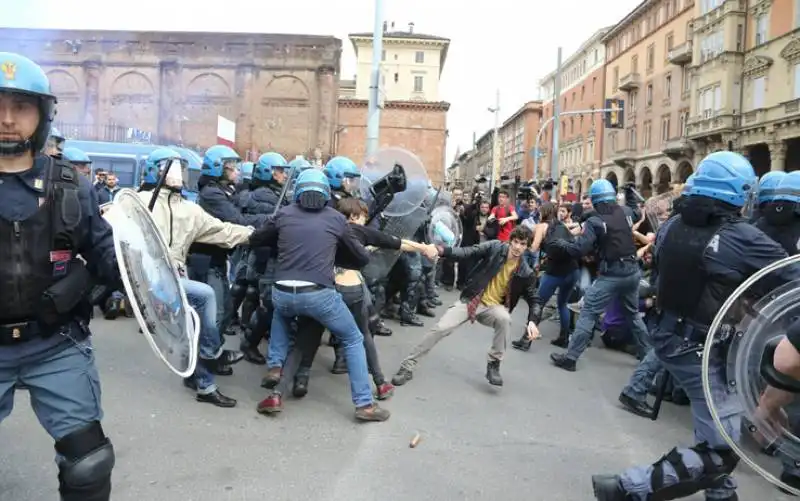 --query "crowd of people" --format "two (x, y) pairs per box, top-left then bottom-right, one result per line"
(8, 50), (800, 501)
